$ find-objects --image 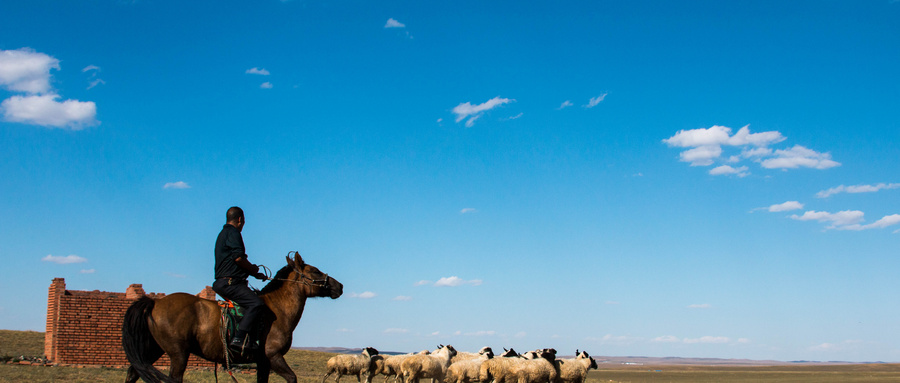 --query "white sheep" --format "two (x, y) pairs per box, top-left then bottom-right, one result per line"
(401, 344), (458, 383)
(381, 350), (431, 383)
(478, 348), (527, 383)
(323, 347), (381, 383)
(556, 350), (597, 383)
(445, 347), (494, 383)
(452, 347), (494, 362)
(510, 349), (558, 383)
